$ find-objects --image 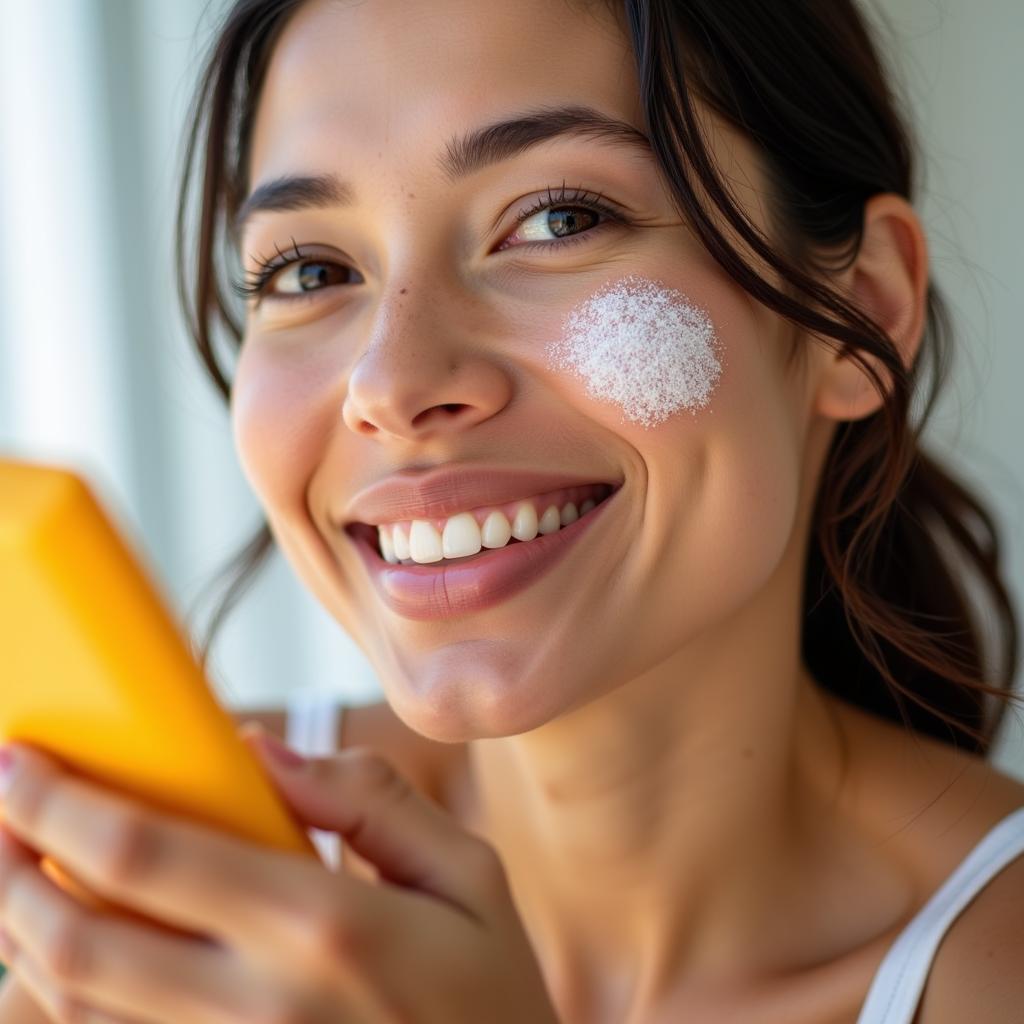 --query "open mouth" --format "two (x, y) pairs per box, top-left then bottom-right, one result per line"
(342, 480), (623, 620)
(345, 481), (620, 567)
